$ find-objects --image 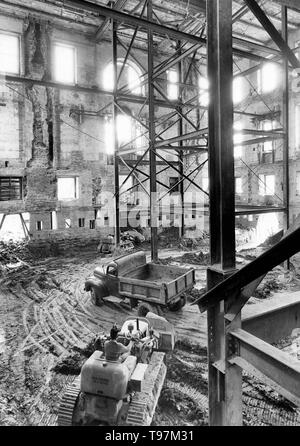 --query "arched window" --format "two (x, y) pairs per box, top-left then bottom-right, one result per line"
(103, 59), (144, 95)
